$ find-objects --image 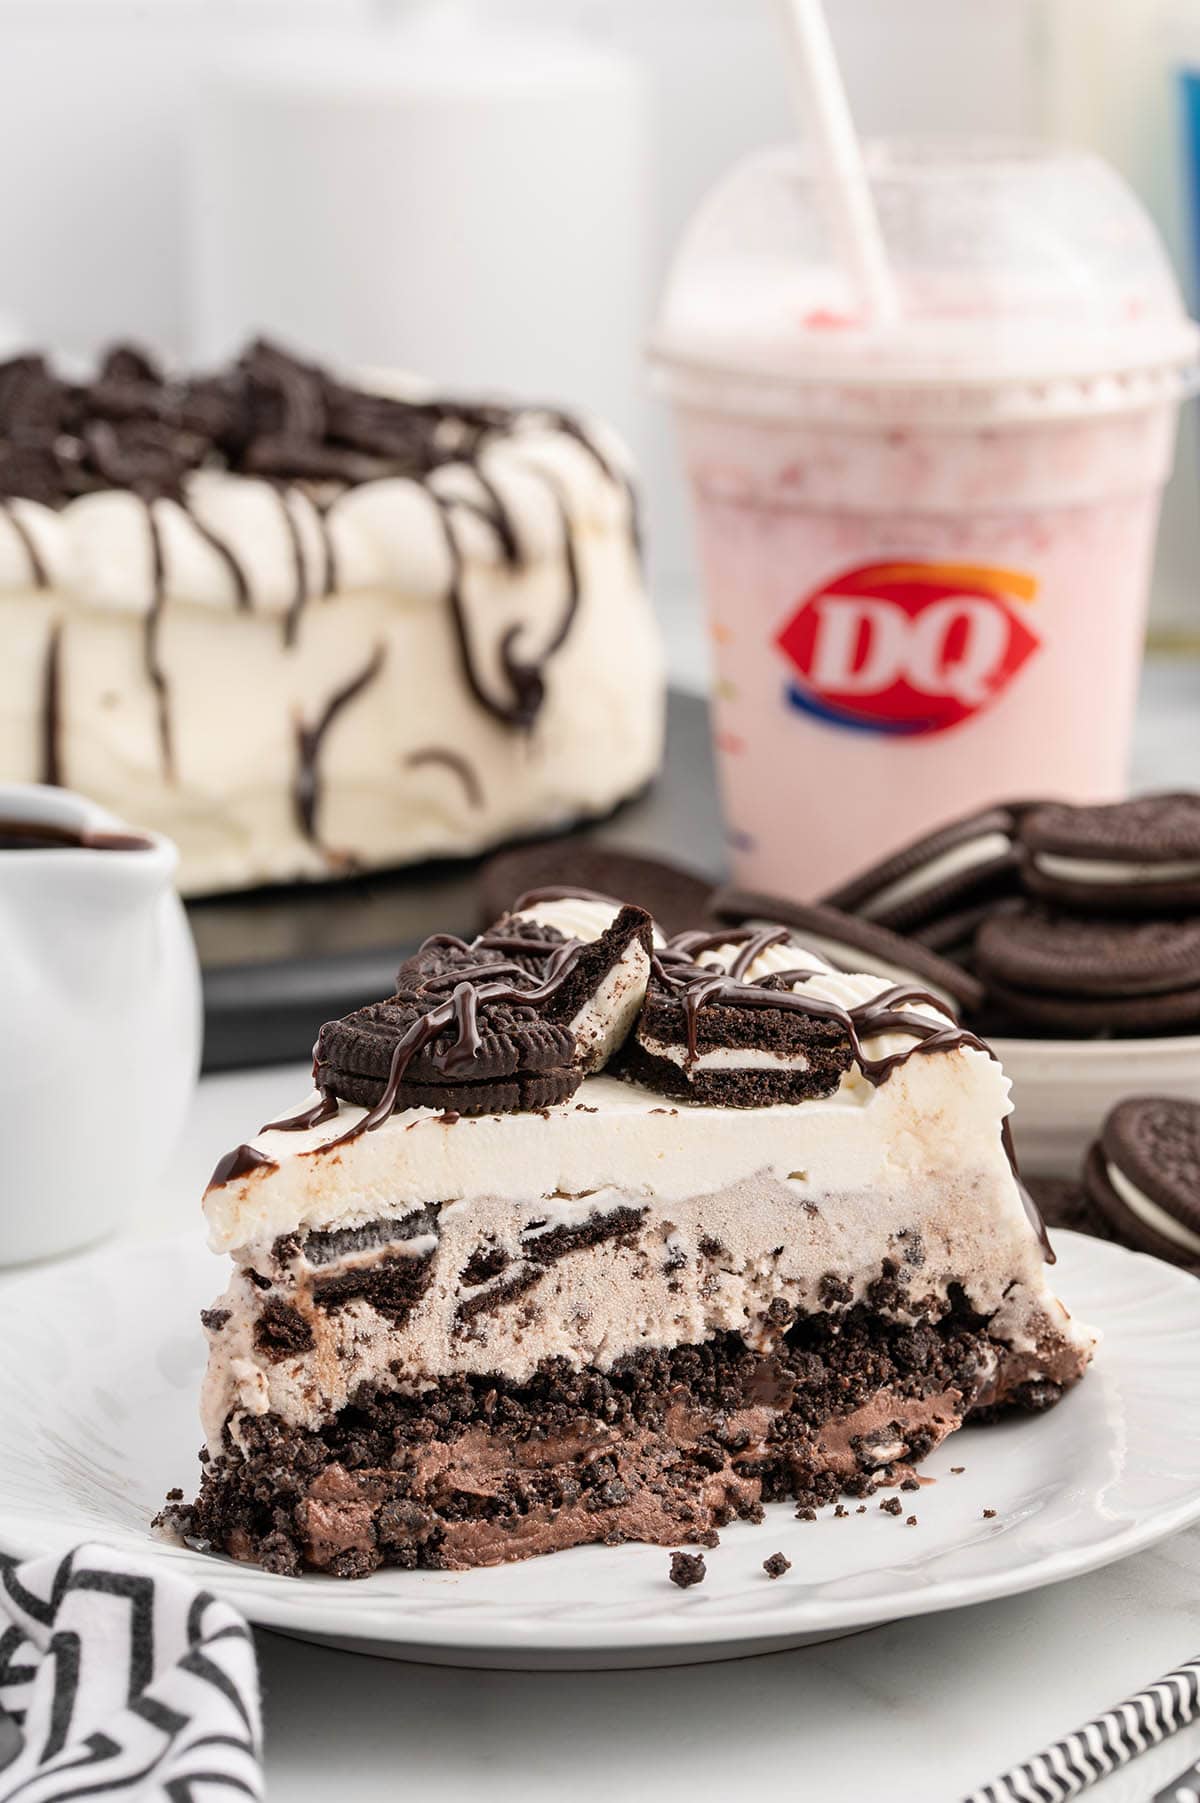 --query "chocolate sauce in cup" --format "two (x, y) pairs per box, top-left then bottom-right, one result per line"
(652, 140), (1198, 902)
(0, 784), (200, 1264)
